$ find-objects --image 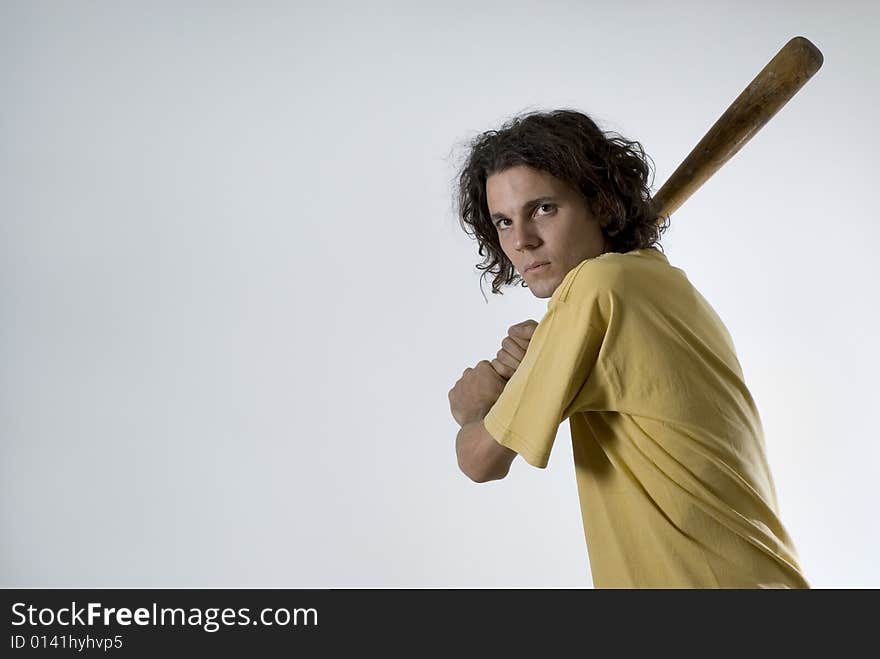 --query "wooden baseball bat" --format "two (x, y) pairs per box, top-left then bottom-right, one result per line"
(652, 36), (824, 221)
